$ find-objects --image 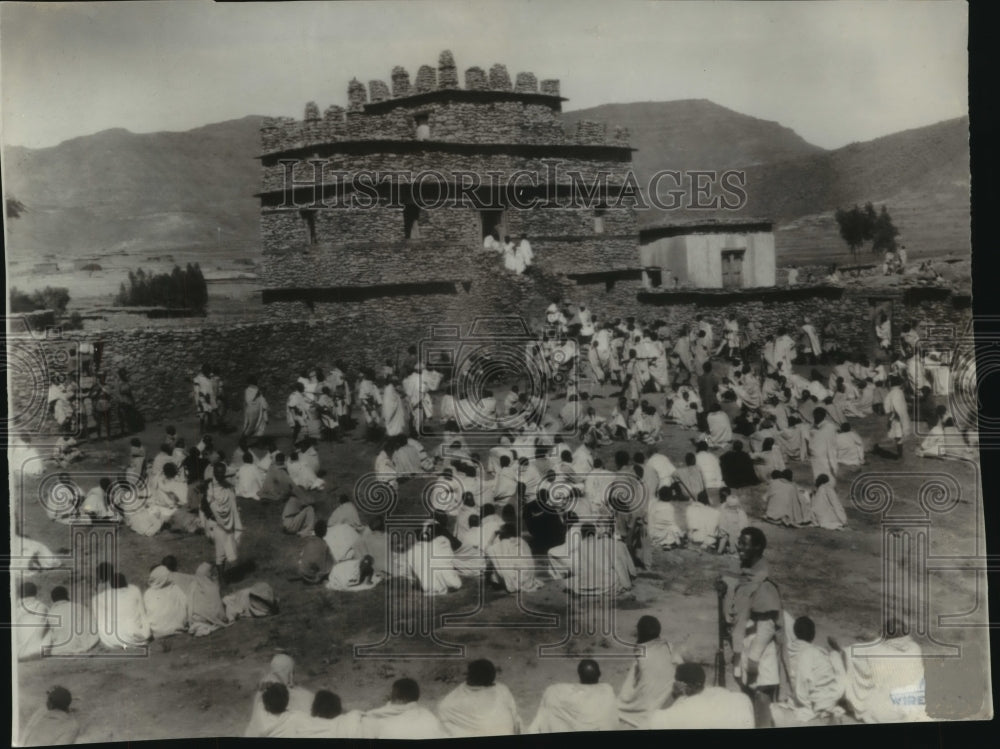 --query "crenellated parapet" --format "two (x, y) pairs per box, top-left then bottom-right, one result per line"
(258, 51), (631, 154)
